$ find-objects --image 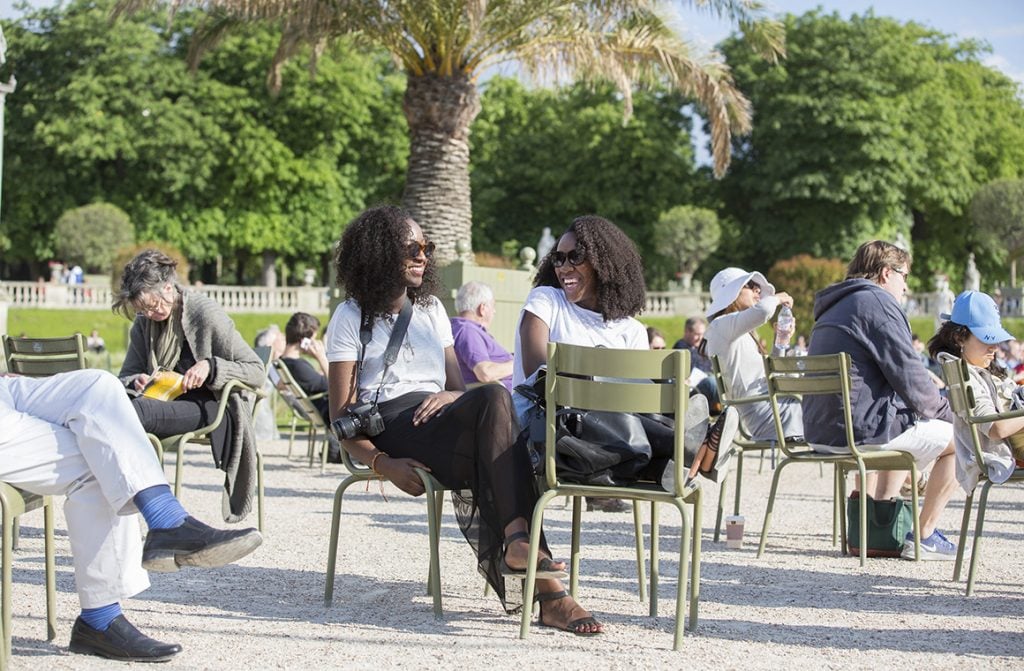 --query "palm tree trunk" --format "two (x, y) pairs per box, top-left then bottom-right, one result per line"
(402, 72), (480, 265)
